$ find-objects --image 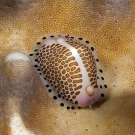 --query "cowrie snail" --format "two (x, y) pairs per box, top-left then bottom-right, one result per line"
(29, 34), (107, 109)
